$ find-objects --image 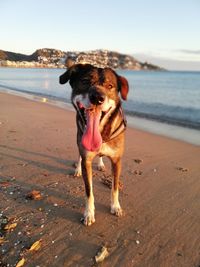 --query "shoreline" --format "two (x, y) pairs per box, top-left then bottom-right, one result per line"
(0, 91), (200, 266)
(1, 86), (200, 146)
